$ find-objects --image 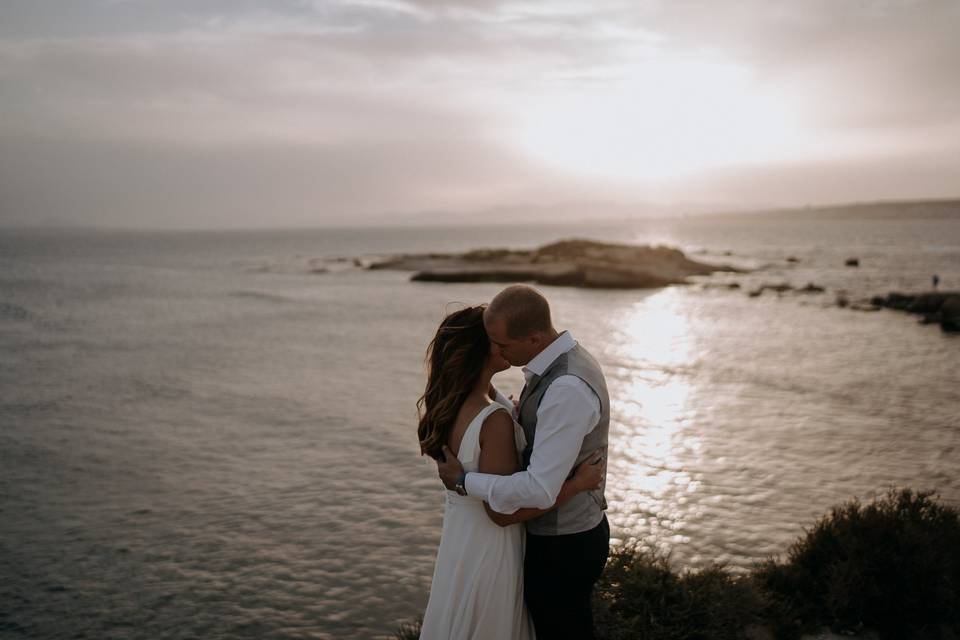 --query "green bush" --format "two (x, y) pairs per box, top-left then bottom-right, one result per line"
(755, 488), (960, 639)
(397, 489), (960, 639)
(594, 546), (761, 640)
(394, 616), (421, 640)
